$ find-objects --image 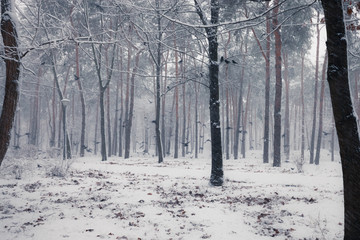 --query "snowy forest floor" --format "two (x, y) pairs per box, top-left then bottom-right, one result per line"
(0, 150), (343, 240)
